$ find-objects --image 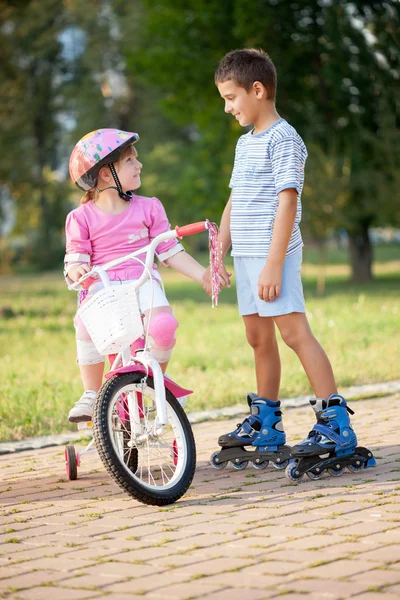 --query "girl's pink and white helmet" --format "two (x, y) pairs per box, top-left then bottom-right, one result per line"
(69, 128), (139, 191)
